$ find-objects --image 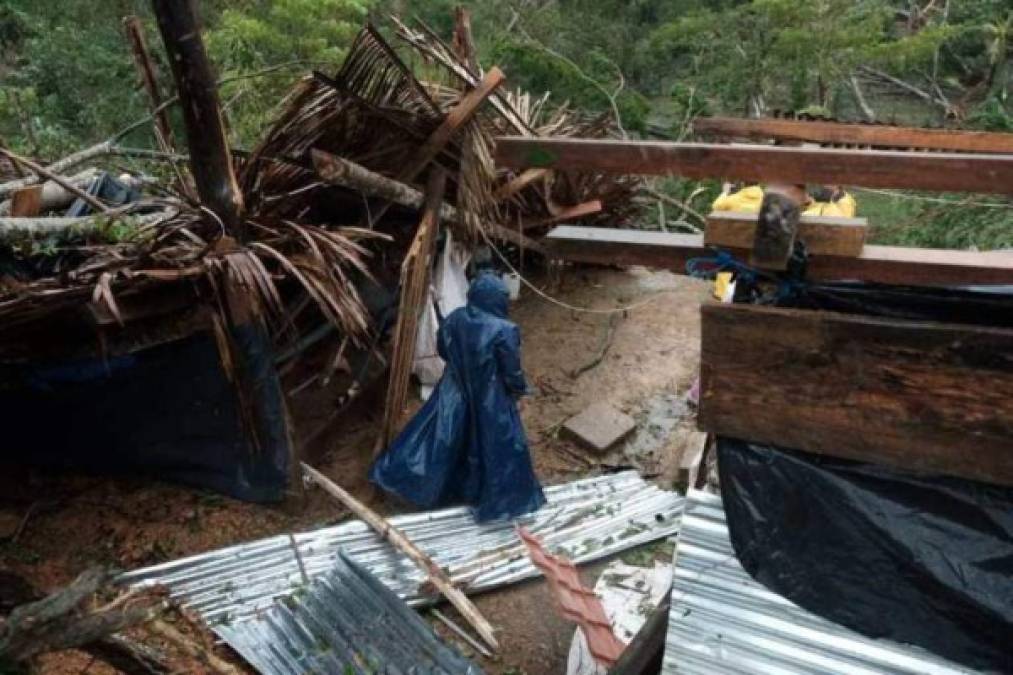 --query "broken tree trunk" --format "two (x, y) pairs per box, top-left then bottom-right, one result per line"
(0, 571), (168, 675)
(311, 149), (548, 256)
(123, 14), (194, 200)
(301, 462), (501, 651)
(0, 208), (177, 238)
(376, 168), (445, 453)
(123, 16), (177, 155)
(151, 0), (245, 238)
(0, 567), (166, 668)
